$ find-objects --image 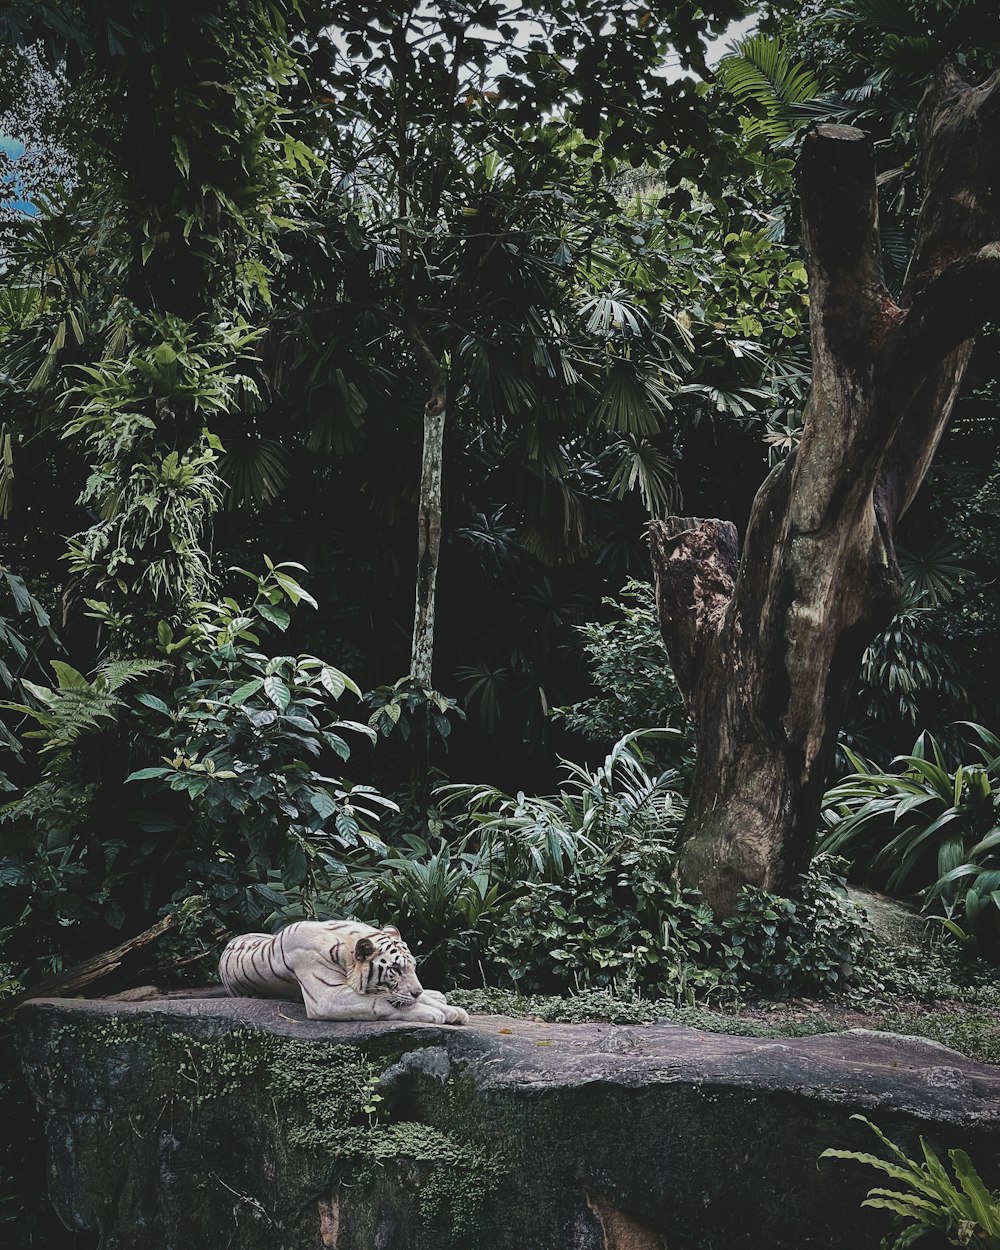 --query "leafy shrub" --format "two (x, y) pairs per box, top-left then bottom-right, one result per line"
(822, 1116), (1000, 1249)
(331, 830), (509, 987)
(820, 726), (1000, 943)
(340, 729), (874, 1001)
(486, 851), (872, 1001)
(0, 562), (395, 983)
(325, 730), (686, 987)
(440, 726), (686, 872)
(716, 856), (875, 996)
(843, 541), (970, 762)
(485, 834), (719, 1002)
(126, 647), (392, 930)
(555, 580), (690, 768)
